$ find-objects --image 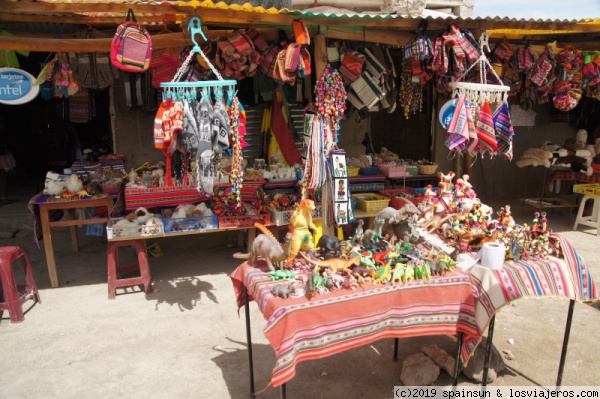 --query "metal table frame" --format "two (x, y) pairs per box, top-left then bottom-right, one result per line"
(241, 287), (464, 399)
